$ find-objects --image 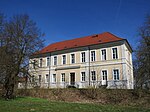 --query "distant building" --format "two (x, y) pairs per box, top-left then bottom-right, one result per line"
(29, 32), (134, 89)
